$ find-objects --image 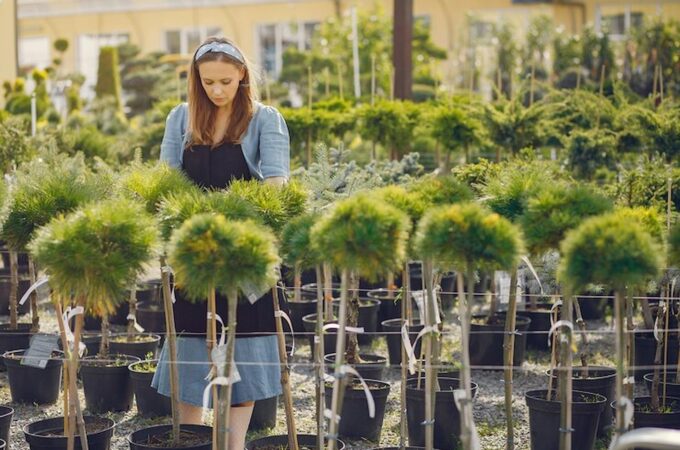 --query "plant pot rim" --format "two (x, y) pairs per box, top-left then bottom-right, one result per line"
(3, 348), (64, 360)
(324, 378), (391, 391)
(331, 298), (380, 307)
(109, 333), (161, 343)
(23, 415), (115, 437)
(367, 288), (402, 300)
(81, 353), (141, 367)
(301, 313), (337, 323)
(246, 433), (346, 450)
(546, 366), (616, 381)
(127, 423), (212, 449)
(405, 376), (478, 392)
(525, 389), (608, 406)
(643, 371), (680, 386)
(0, 323), (33, 331)
(128, 359), (159, 373)
(380, 318), (424, 328)
(631, 396), (680, 415)
(0, 405), (13, 418)
(323, 353), (387, 366)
